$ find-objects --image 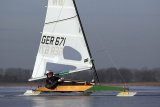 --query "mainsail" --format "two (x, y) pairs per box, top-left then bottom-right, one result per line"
(29, 0), (93, 81)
